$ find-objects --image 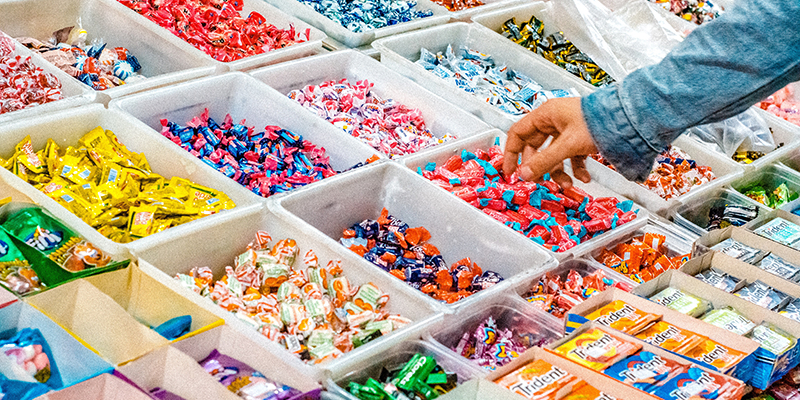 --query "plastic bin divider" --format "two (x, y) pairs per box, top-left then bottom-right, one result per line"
(731, 163), (800, 211)
(670, 187), (772, 236)
(248, 49), (491, 159)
